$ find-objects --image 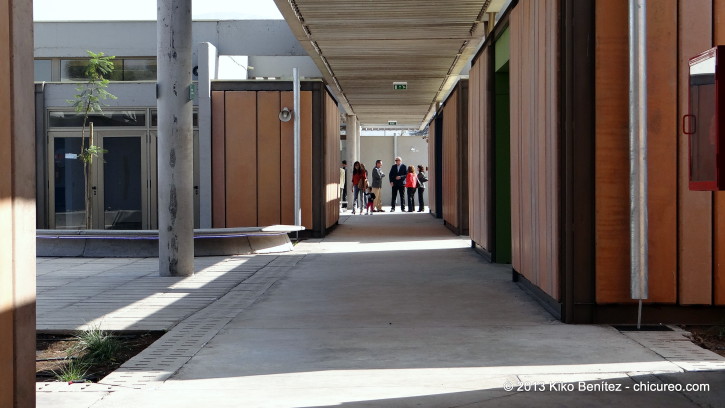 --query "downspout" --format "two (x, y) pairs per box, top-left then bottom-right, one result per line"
(629, 0), (649, 327)
(293, 68), (301, 240)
